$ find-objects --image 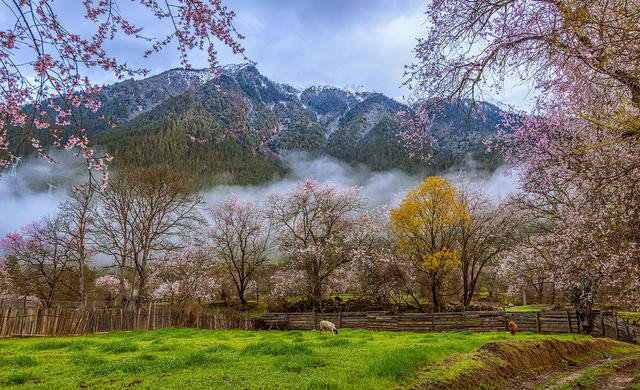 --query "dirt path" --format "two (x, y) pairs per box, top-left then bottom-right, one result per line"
(507, 353), (640, 389)
(586, 356), (640, 390)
